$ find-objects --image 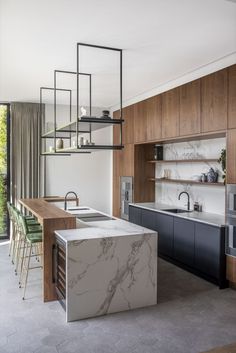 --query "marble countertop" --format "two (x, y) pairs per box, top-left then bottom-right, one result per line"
(130, 202), (226, 227)
(55, 207), (157, 242)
